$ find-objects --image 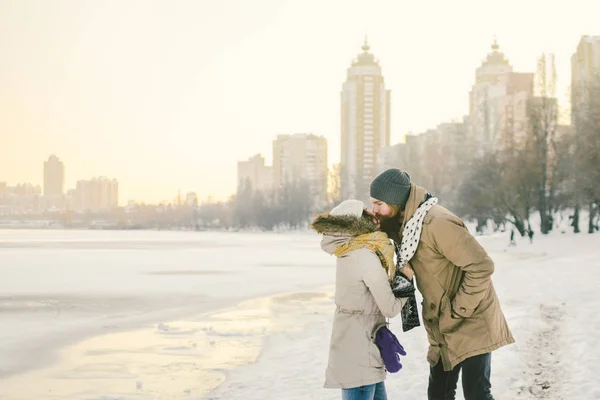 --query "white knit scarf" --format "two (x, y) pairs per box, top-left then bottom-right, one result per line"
(396, 196), (438, 268)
